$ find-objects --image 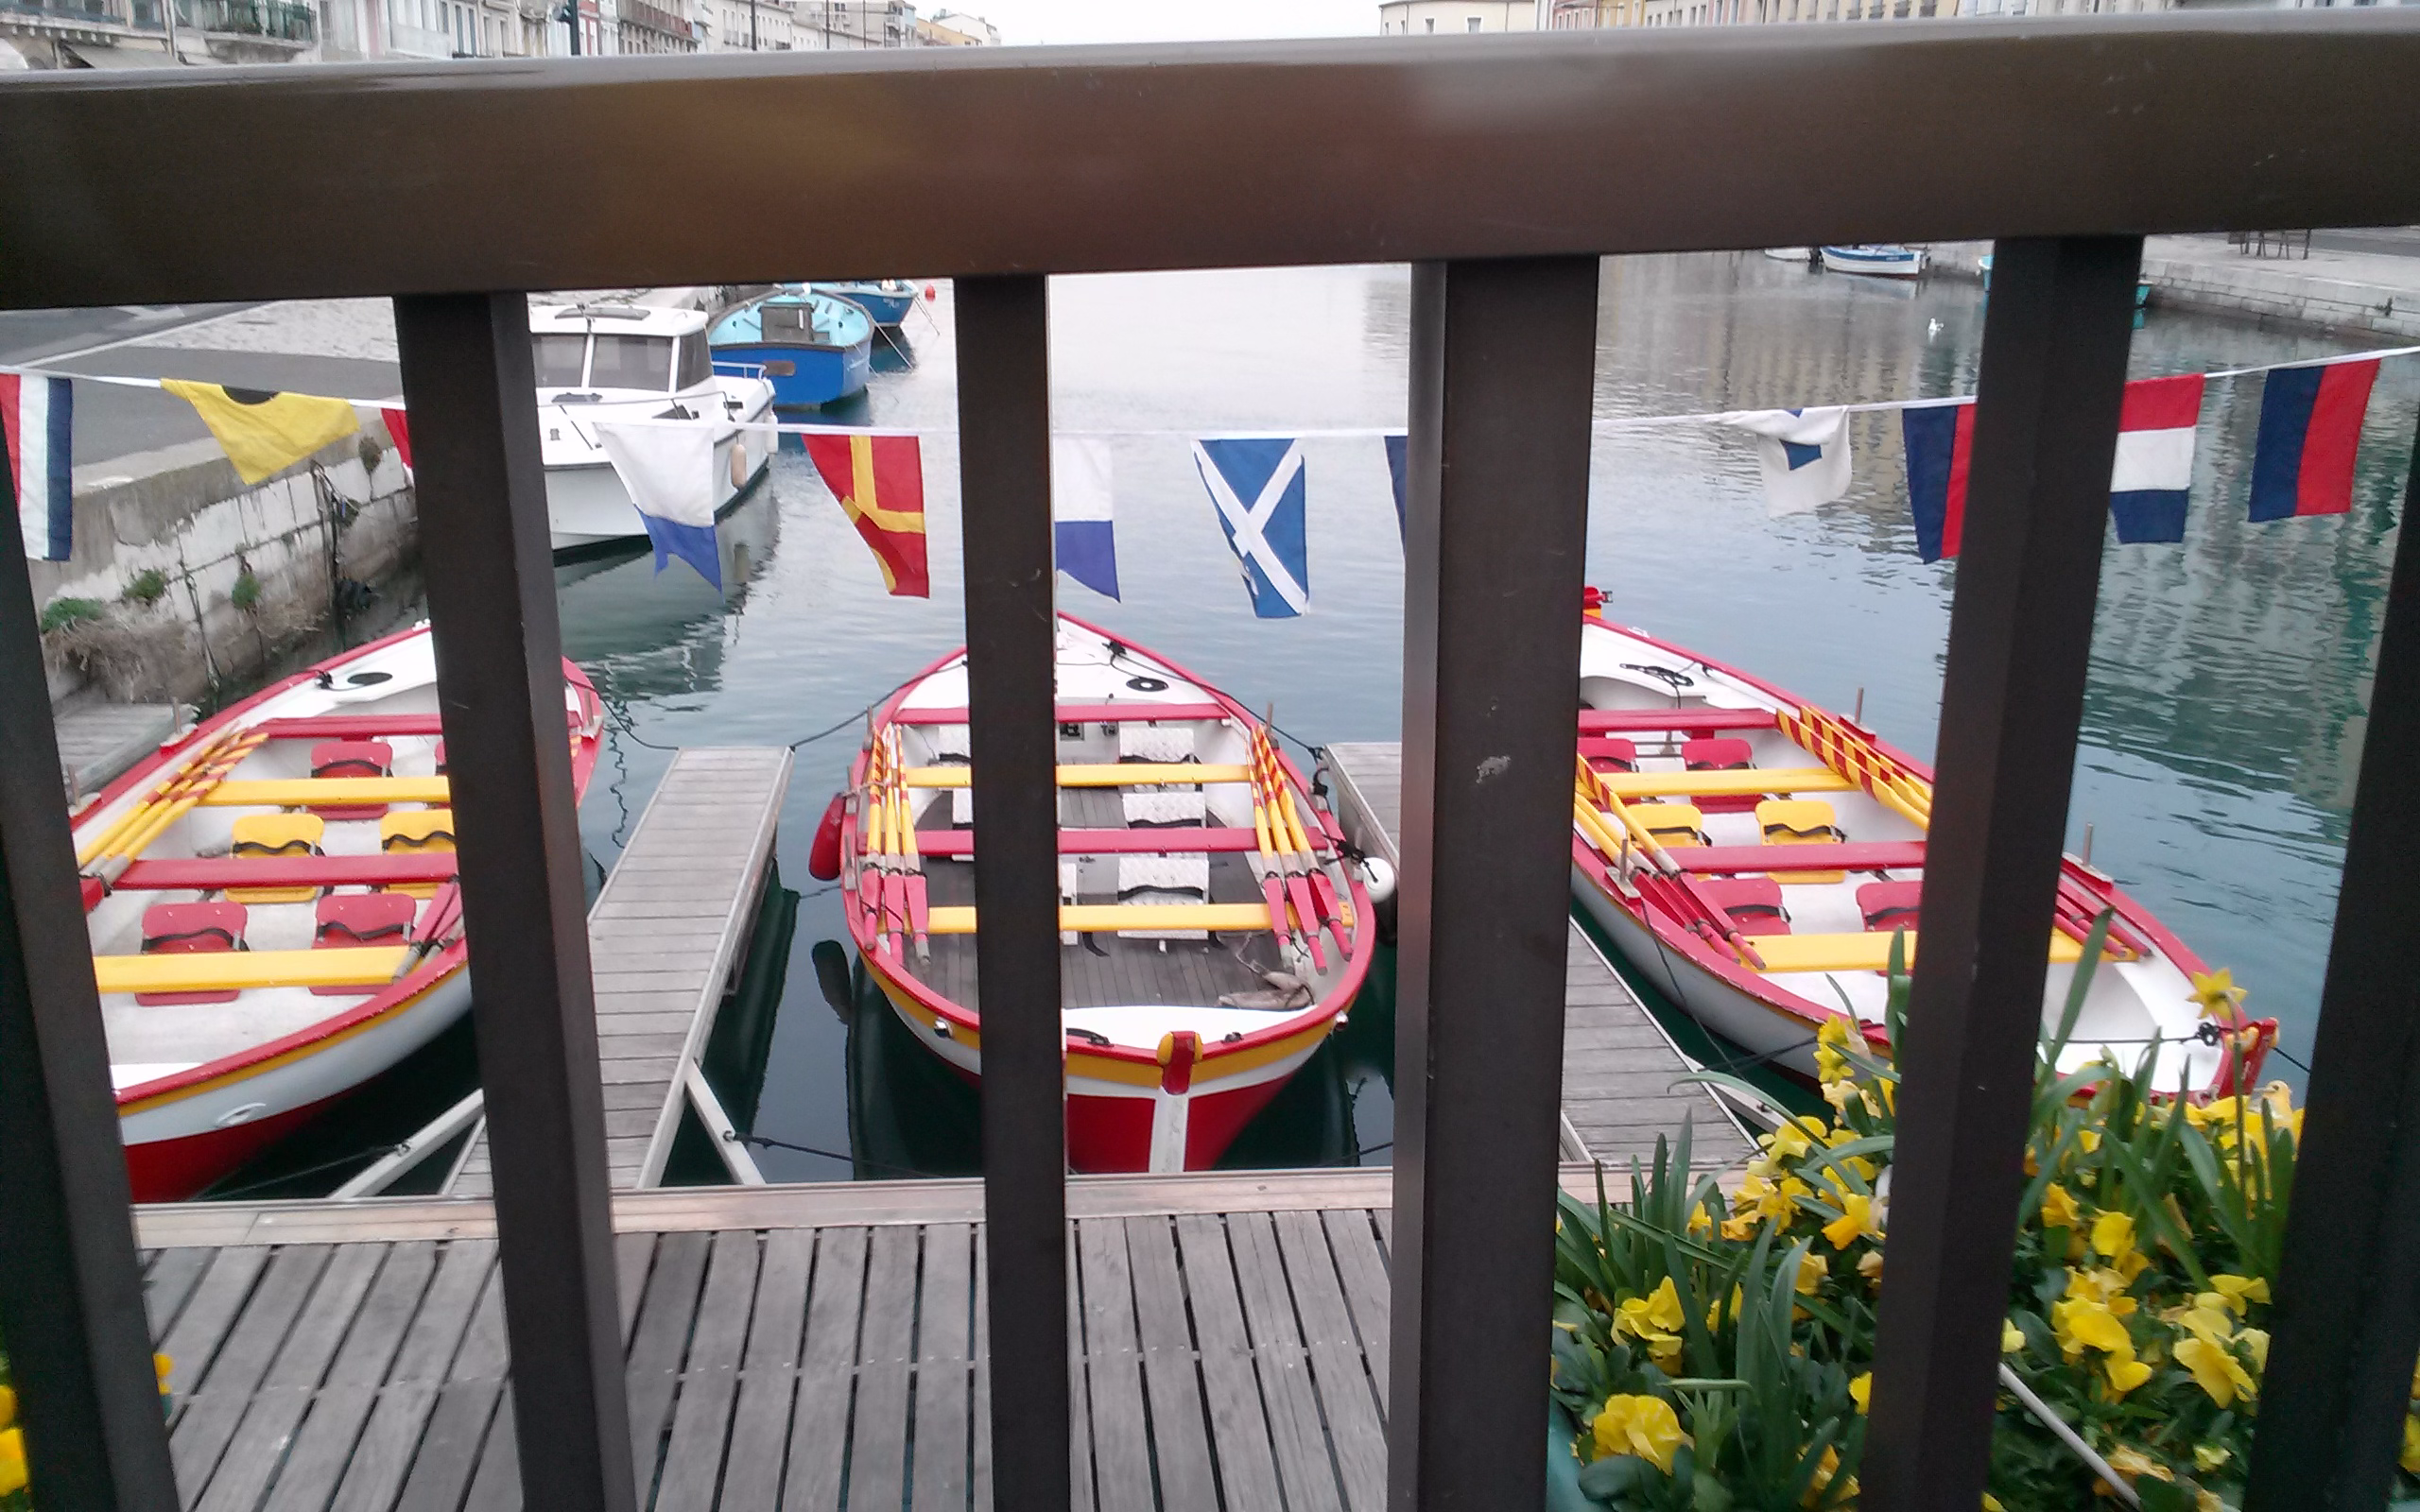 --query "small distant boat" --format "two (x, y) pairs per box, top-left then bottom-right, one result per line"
(530, 301), (777, 553)
(1821, 244), (1927, 279)
(811, 280), (918, 328)
(74, 625), (604, 1200)
(1763, 247), (1816, 264)
(1565, 606), (2275, 1097)
(710, 289), (873, 410)
(825, 615), (1378, 1173)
